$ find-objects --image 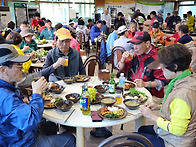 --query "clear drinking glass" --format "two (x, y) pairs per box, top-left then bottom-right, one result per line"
(63, 56), (69, 67)
(127, 50), (134, 60)
(115, 90), (122, 104)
